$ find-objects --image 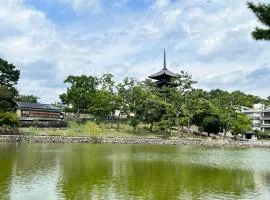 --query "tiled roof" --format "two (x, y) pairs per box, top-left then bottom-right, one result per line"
(16, 101), (62, 112)
(149, 68), (178, 79)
